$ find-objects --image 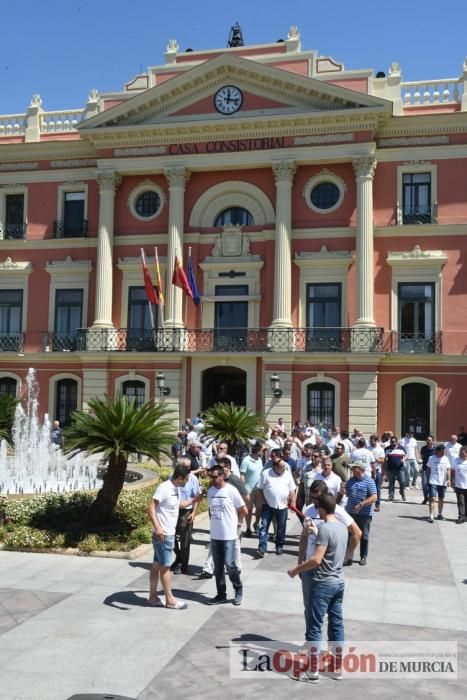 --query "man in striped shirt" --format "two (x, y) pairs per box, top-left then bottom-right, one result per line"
(345, 461), (377, 566)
